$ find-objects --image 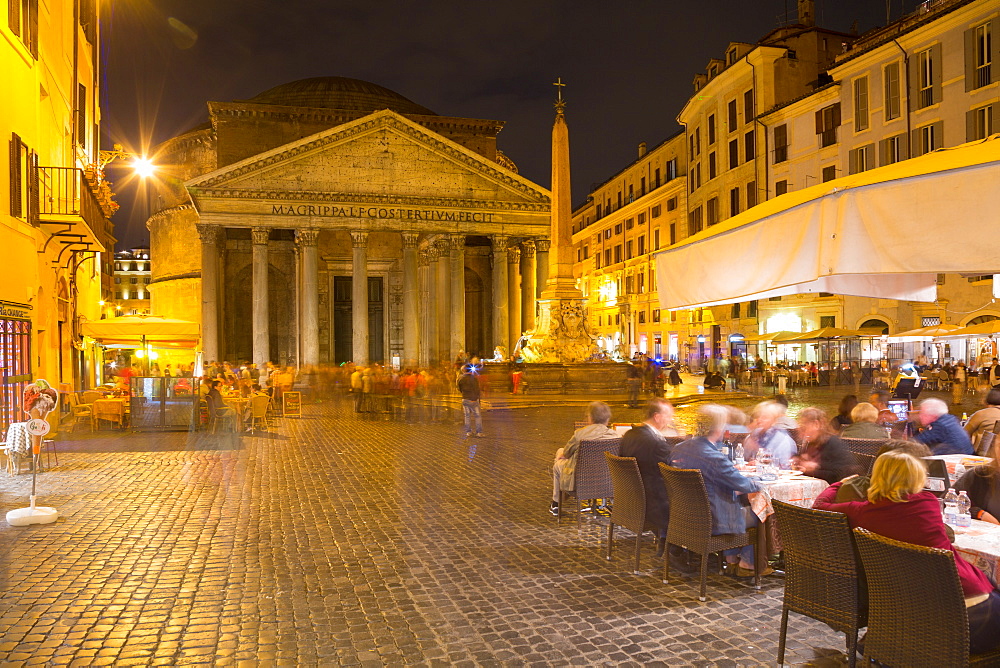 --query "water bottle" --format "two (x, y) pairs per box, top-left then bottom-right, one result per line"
(954, 463), (966, 481)
(961, 412), (969, 426)
(957, 491), (972, 527)
(734, 443), (745, 468)
(757, 447), (777, 481)
(943, 488), (959, 525)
